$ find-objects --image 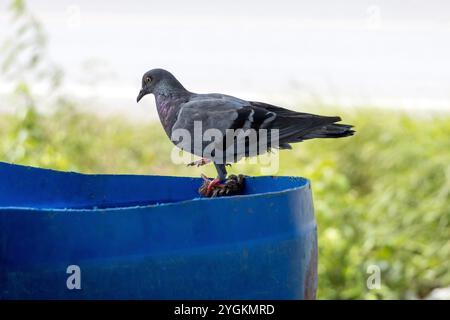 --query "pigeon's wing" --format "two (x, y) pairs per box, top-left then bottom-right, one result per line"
(247, 101), (351, 143)
(172, 95), (245, 135)
(170, 95), (252, 157)
(170, 94), (353, 160)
